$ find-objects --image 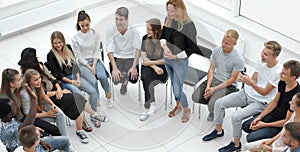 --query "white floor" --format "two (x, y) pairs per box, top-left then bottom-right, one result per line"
(0, 0), (250, 151)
